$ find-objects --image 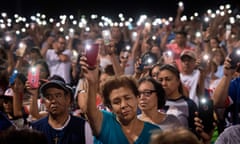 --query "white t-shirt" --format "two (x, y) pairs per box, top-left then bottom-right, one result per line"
(46, 49), (72, 83)
(180, 69), (200, 106)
